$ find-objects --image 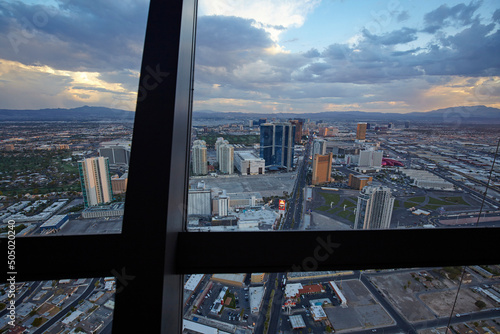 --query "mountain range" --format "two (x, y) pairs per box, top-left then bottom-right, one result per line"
(0, 105), (499, 123)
